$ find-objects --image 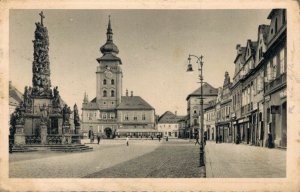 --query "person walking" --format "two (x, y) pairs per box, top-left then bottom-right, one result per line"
(126, 136), (129, 146)
(195, 135), (200, 145)
(97, 134), (101, 144)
